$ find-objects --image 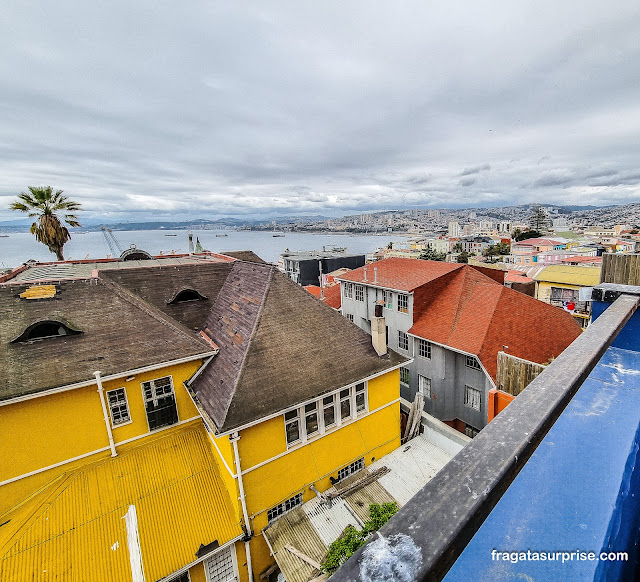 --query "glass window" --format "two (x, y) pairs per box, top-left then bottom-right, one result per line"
(107, 388), (131, 425)
(418, 338), (431, 358)
(464, 386), (482, 411)
(355, 383), (366, 414)
(383, 290), (393, 309)
(355, 285), (365, 302)
(141, 376), (178, 431)
(466, 355), (481, 370)
(418, 375), (431, 399)
(340, 388), (352, 420)
(400, 367), (410, 385)
(323, 395), (336, 429)
(267, 493), (303, 523)
(345, 283), (353, 299)
(337, 458), (365, 481)
(346, 313), (354, 322)
(398, 331), (409, 351)
(397, 294), (409, 313)
(285, 409), (301, 445)
(305, 402), (319, 437)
